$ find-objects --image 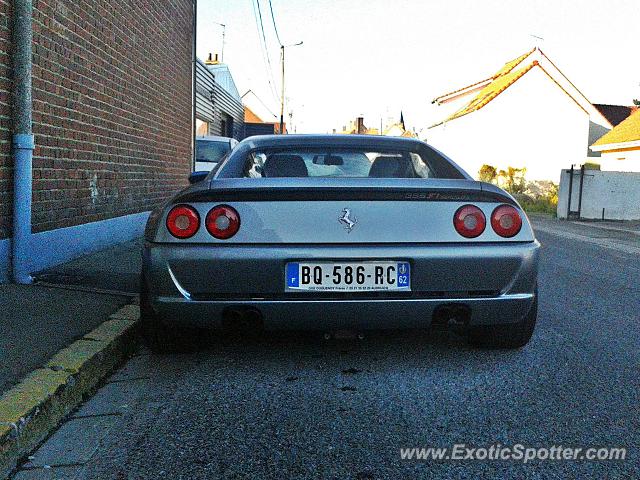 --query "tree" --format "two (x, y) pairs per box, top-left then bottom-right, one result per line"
(478, 164), (498, 183)
(497, 167), (527, 194)
(633, 99), (640, 107)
